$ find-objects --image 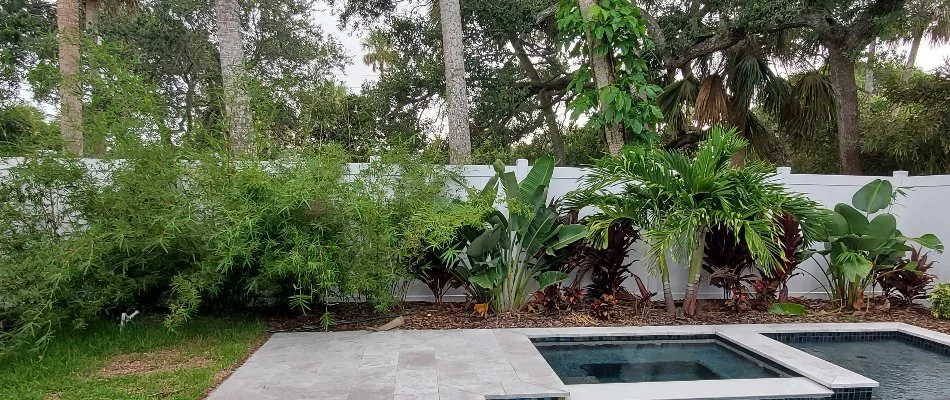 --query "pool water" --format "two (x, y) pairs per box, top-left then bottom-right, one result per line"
(785, 338), (950, 400)
(533, 338), (792, 385)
